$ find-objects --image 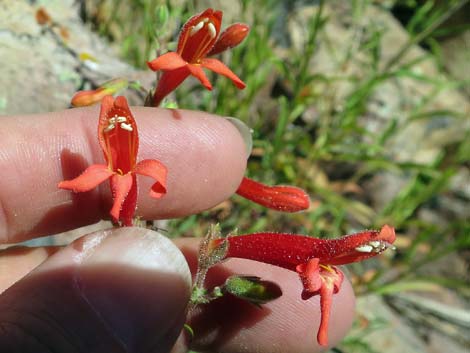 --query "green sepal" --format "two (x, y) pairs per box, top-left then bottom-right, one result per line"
(223, 275), (283, 305)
